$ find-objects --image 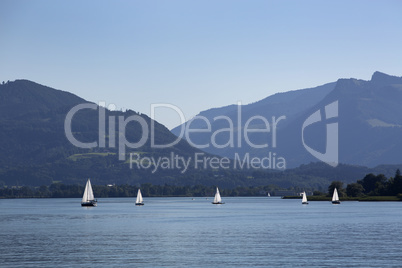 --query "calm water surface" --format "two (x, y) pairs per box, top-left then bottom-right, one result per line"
(1, 197), (402, 267)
